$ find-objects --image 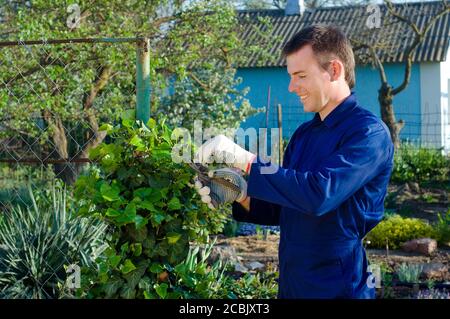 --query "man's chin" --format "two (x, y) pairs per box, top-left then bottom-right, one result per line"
(302, 104), (314, 113)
